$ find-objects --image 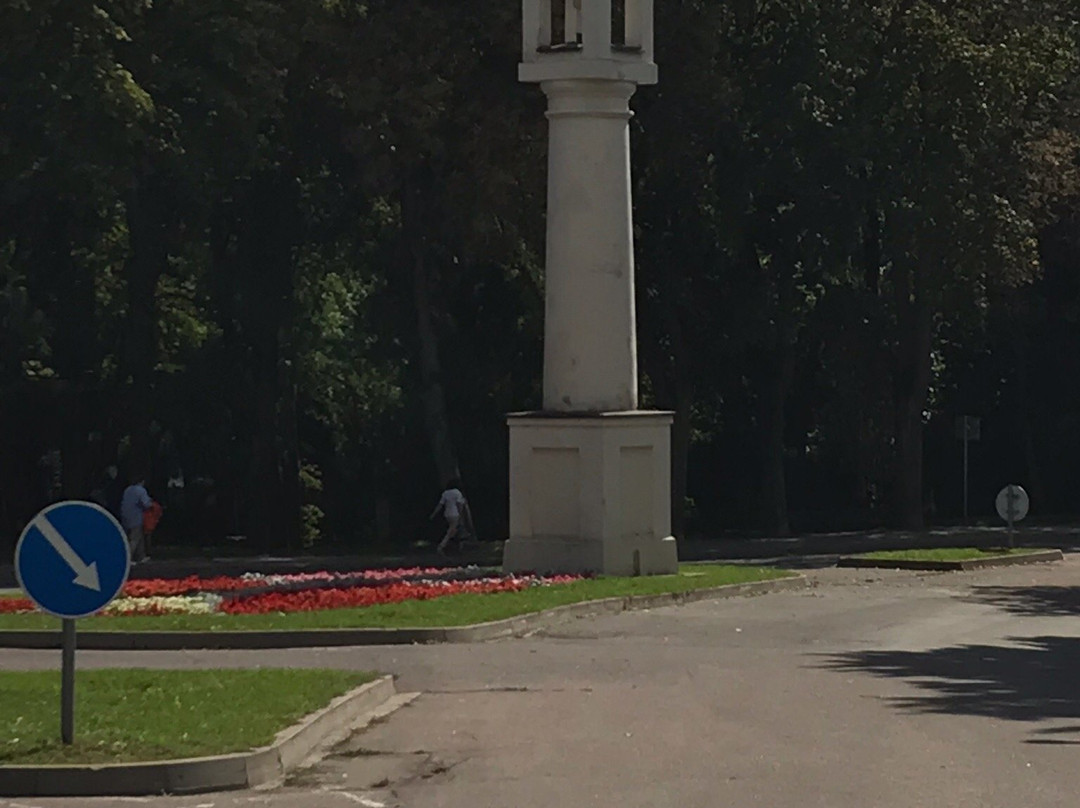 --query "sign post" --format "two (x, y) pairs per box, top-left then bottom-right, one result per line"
(14, 501), (130, 744)
(61, 619), (75, 744)
(995, 484), (1030, 550)
(955, 416), (981, 521)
